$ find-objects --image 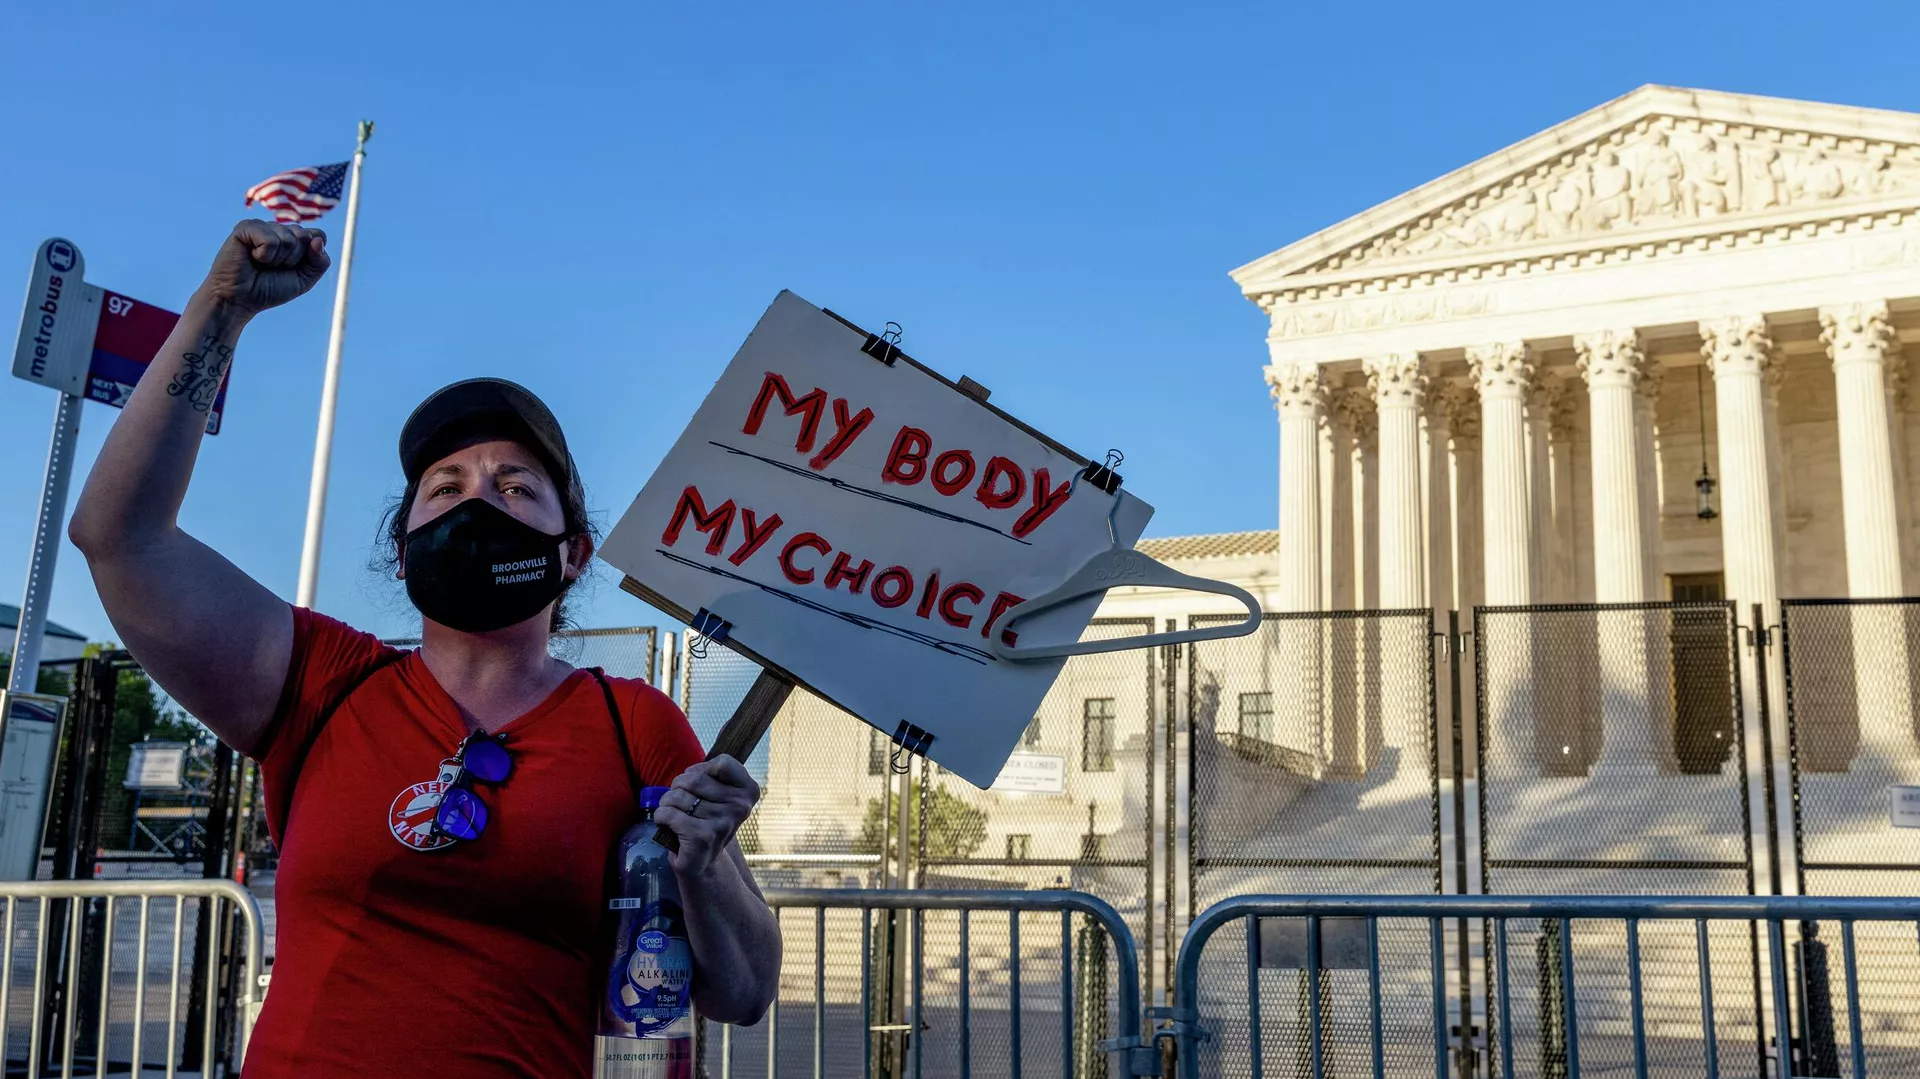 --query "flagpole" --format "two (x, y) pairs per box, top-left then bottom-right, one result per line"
(294, 119), (373, 610)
